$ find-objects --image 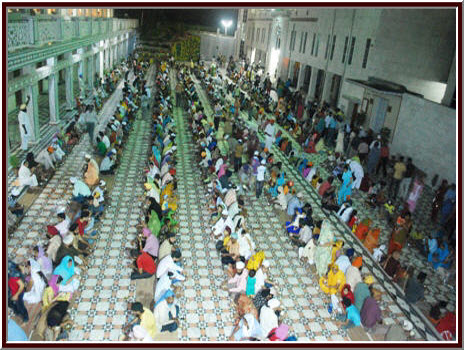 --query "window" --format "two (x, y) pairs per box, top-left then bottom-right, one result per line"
(252, 28), (255, 43)
(262, 28), (266, 43)
(362, 38), (371, 68)
(289, 30), (297, 51)
(302, 32), (308, 53)
(311, 33), (316, 55)
(257, 28), (260, 43)
(299, 32), (304, 53)
(243, 9), (248, 22)
(324, 34), (330, 59)
(342, 36), (349, 63)
(315, 34), (320, 57)
(330, 35), (336, 60)
(348, 37), (356, 65)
